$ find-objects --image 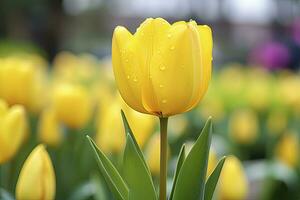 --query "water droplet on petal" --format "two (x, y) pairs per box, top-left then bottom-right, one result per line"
(159, 84), (164, 88)
(167, 33), (172, 38)
(162, 99), (167, 104)
(160, 66), (166, 71)
(125, 59), (129, 62)
(170, 46), (175, 50)
(127, 75), (130, 79)
(133, 78), (138, 82)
